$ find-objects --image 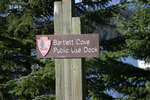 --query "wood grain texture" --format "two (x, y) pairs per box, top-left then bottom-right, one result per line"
(62, 0), (73, 100)
(54, 1), (85, 100)
(54, 2), (65, 100)
(72, 17), (86, 100)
